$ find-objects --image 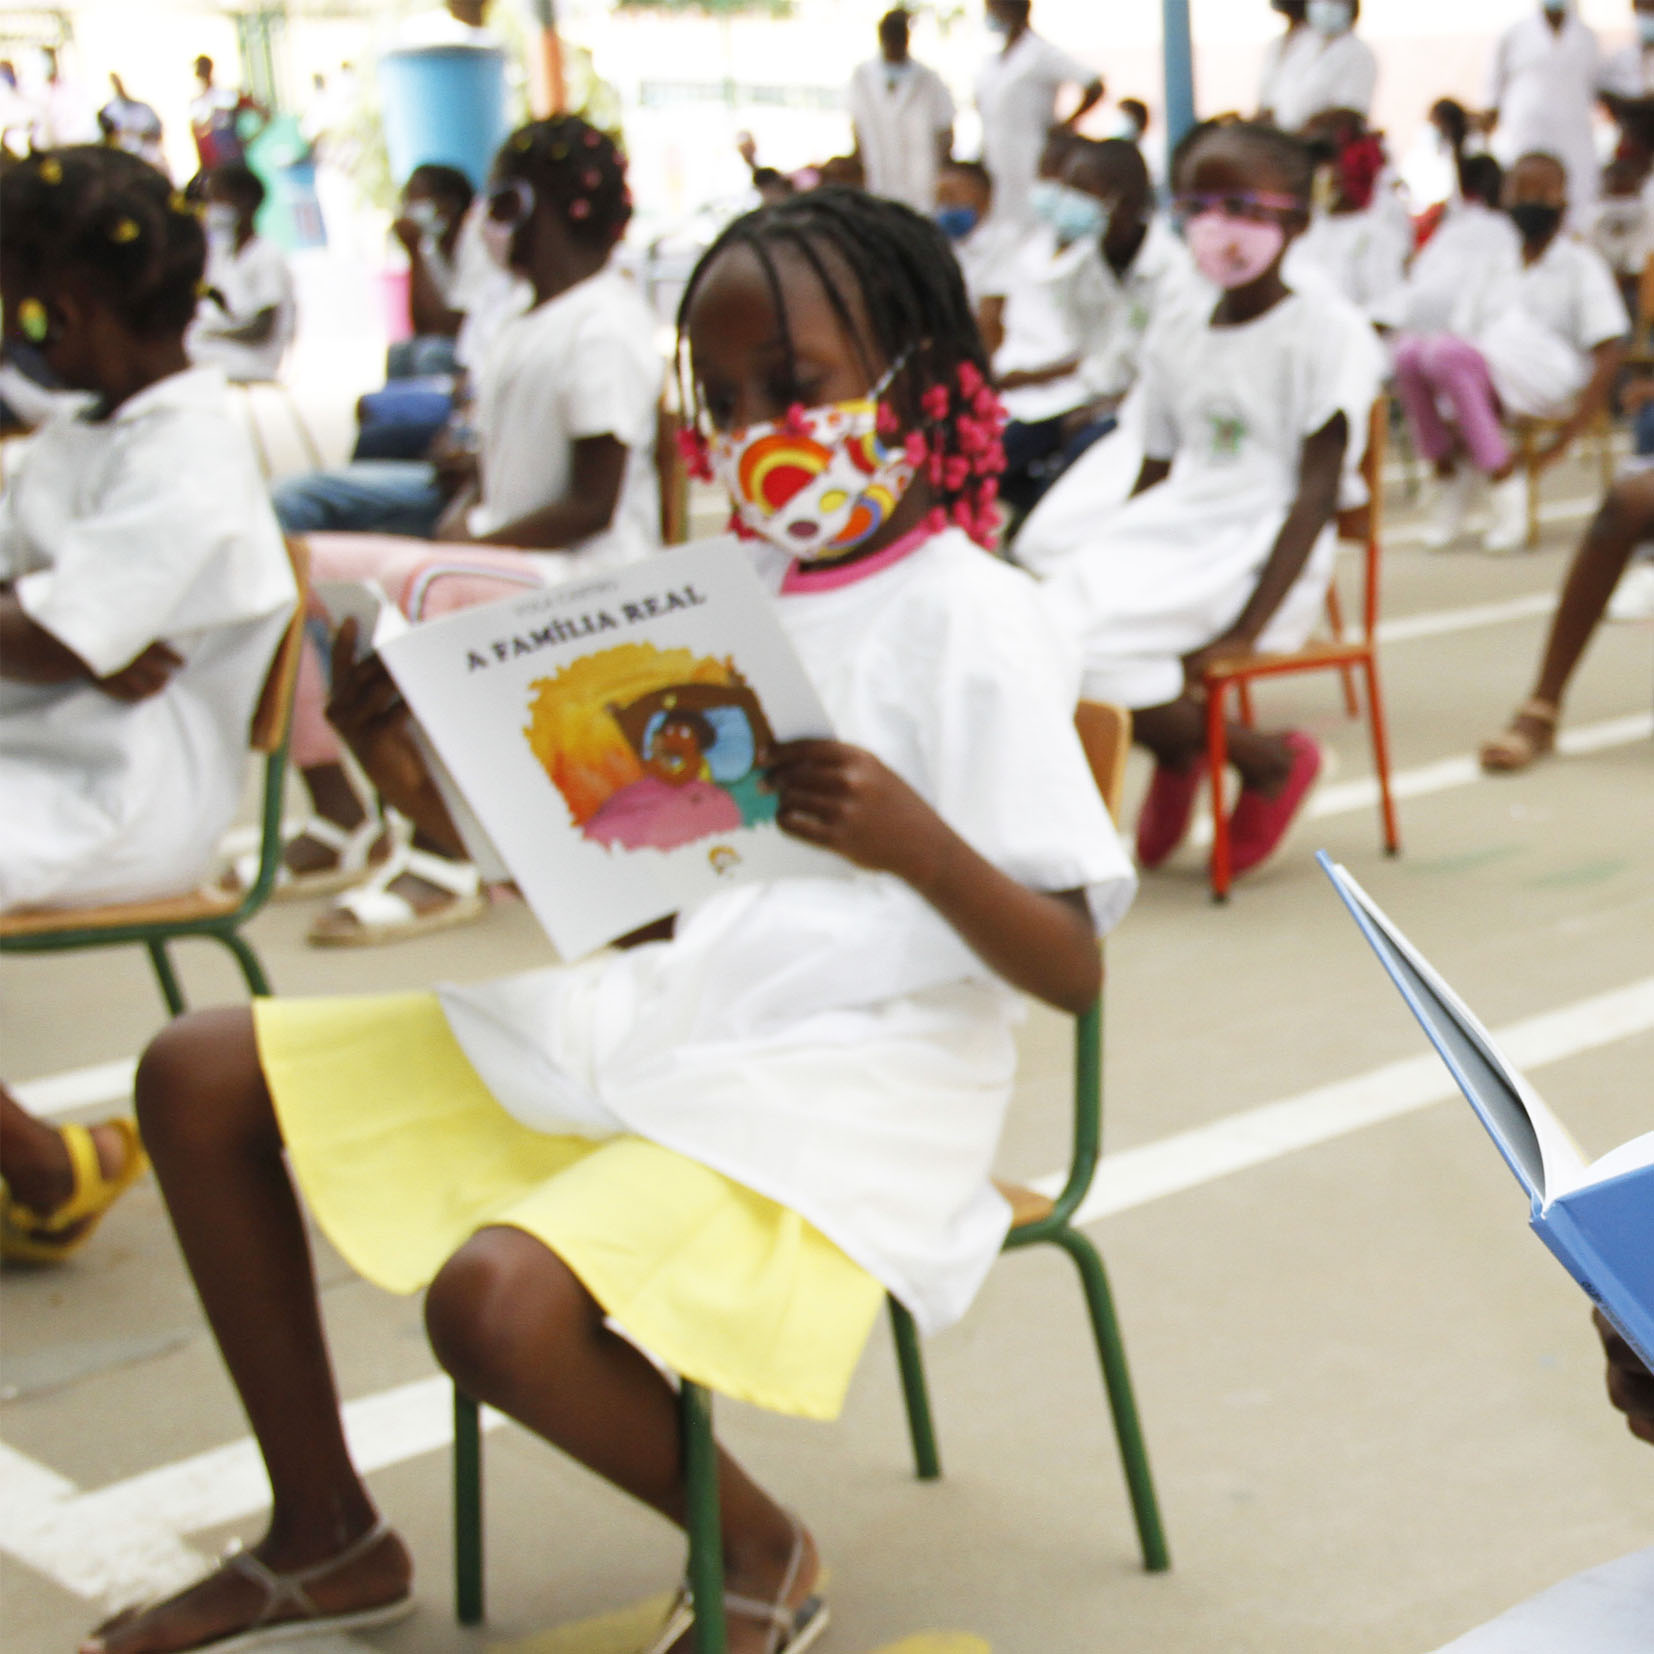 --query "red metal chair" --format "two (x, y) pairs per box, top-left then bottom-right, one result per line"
(1203, 400), (1401, 901)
